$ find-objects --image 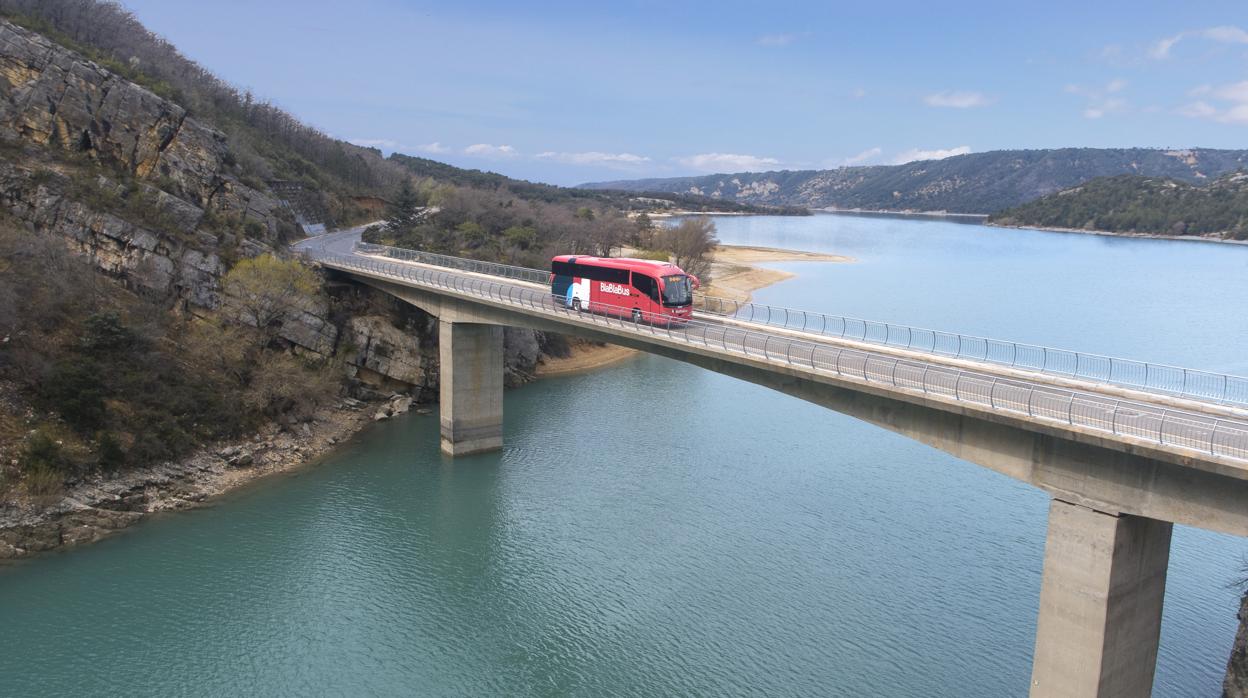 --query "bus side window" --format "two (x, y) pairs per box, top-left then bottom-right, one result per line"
(632, 272), (658, 302)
